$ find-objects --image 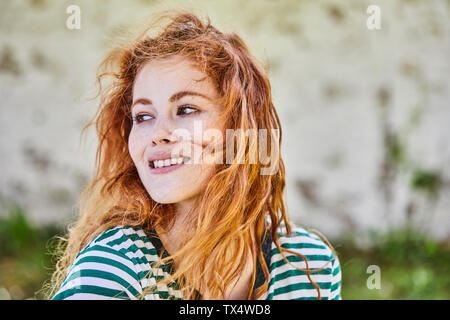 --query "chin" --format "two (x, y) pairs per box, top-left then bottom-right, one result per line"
(148, 189), (190, 204)
(150, 194), (181, 204)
